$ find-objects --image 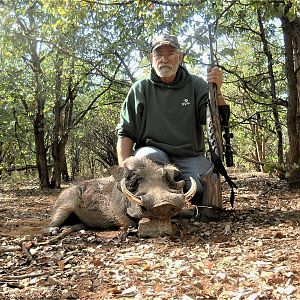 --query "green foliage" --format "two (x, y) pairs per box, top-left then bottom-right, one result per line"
(0, 0), (299, 182)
